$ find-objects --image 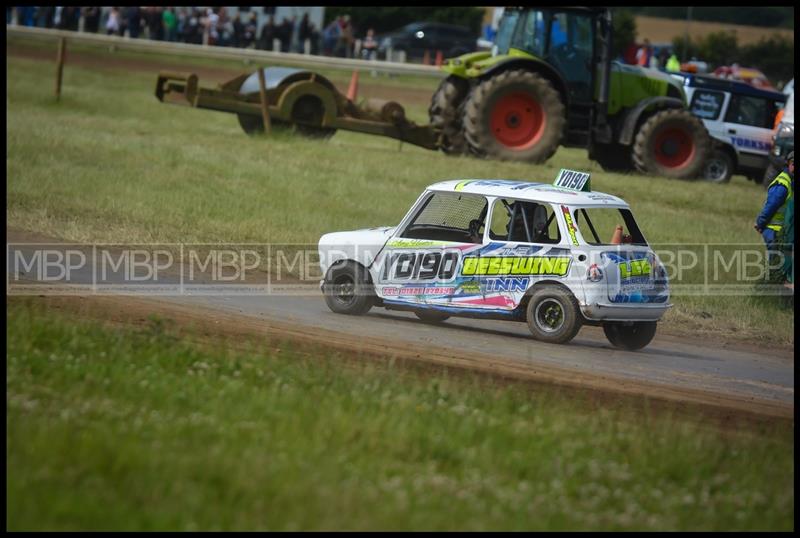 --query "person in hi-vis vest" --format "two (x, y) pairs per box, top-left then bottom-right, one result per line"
(756, 151), (794, 280)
